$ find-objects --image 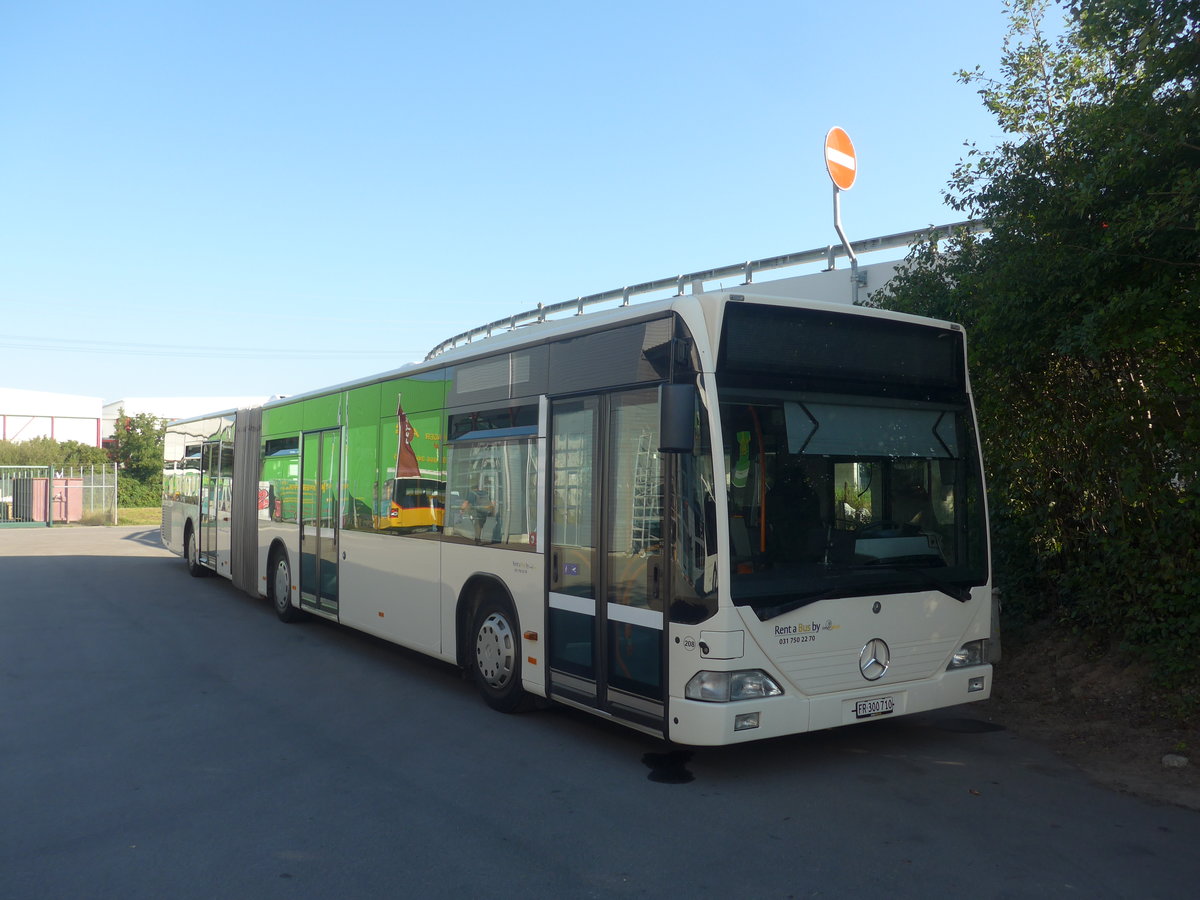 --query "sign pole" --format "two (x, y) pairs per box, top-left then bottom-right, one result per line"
(832, 184), (859, 305)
